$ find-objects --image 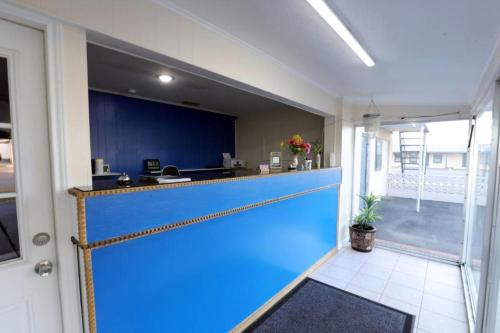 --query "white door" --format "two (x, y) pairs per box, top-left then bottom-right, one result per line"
(0, 19), (62, 333)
